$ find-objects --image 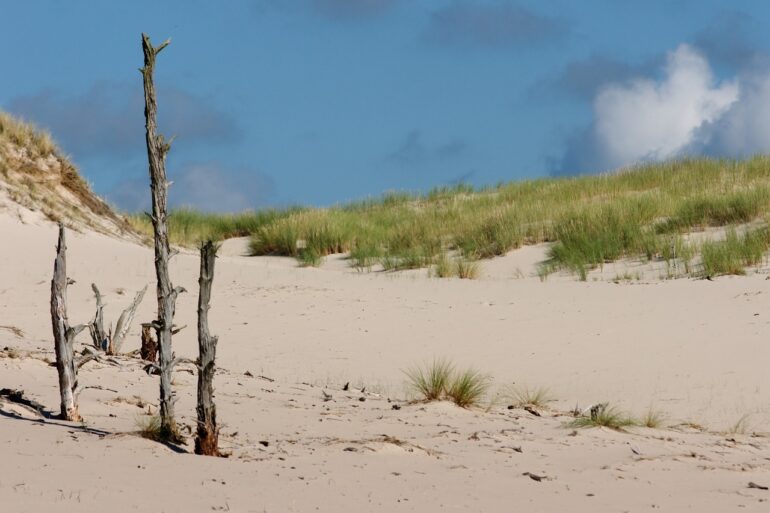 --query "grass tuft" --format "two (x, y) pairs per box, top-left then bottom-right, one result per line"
(403, 359), (492, 407)
(506, 385), (555, 408)
(700, 227), (770, 277)
(640, 407), (666, 428)
(403, 359), (454, 401)
(135, 415), (163, 441)
(569, 404), (637, 430)
(455, 258), (480, 279)
(446, 369), (492, 408)
(135, 415), (184, 444)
